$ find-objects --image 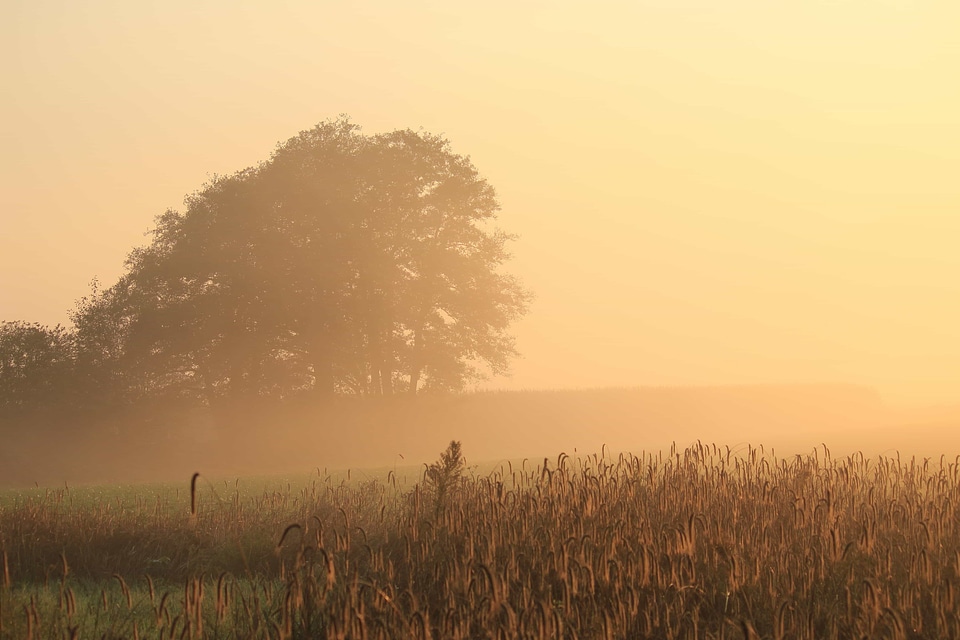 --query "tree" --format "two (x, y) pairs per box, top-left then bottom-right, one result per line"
(0, 321), (74, 418)
(68, 278), (157, 410)
(76, 117), (530, 401)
